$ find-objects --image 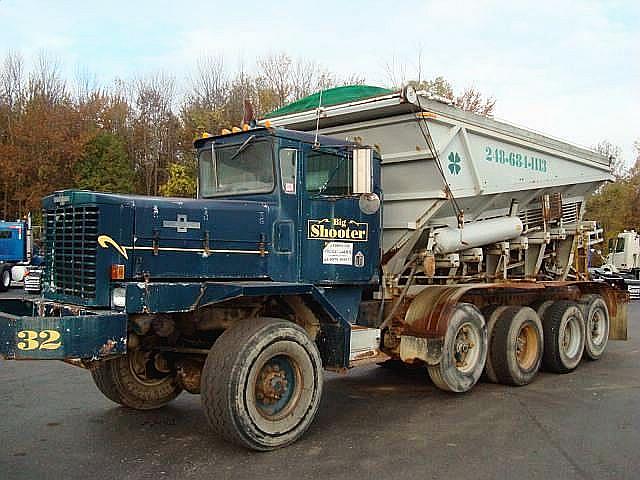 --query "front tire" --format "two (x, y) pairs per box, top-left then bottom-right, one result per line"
(201, 317), (323, 451)
(427, 303), (487, 393)
(90, 352), (182, 410)
(542, 301), (585, 373)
